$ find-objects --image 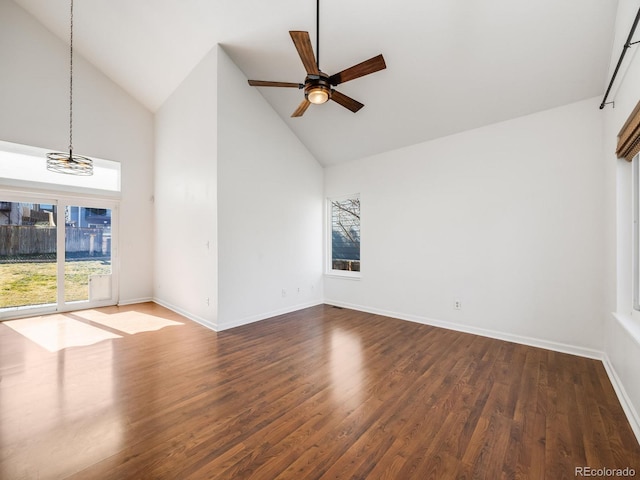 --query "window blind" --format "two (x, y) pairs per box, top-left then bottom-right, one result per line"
(617, 99), (640, 162)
